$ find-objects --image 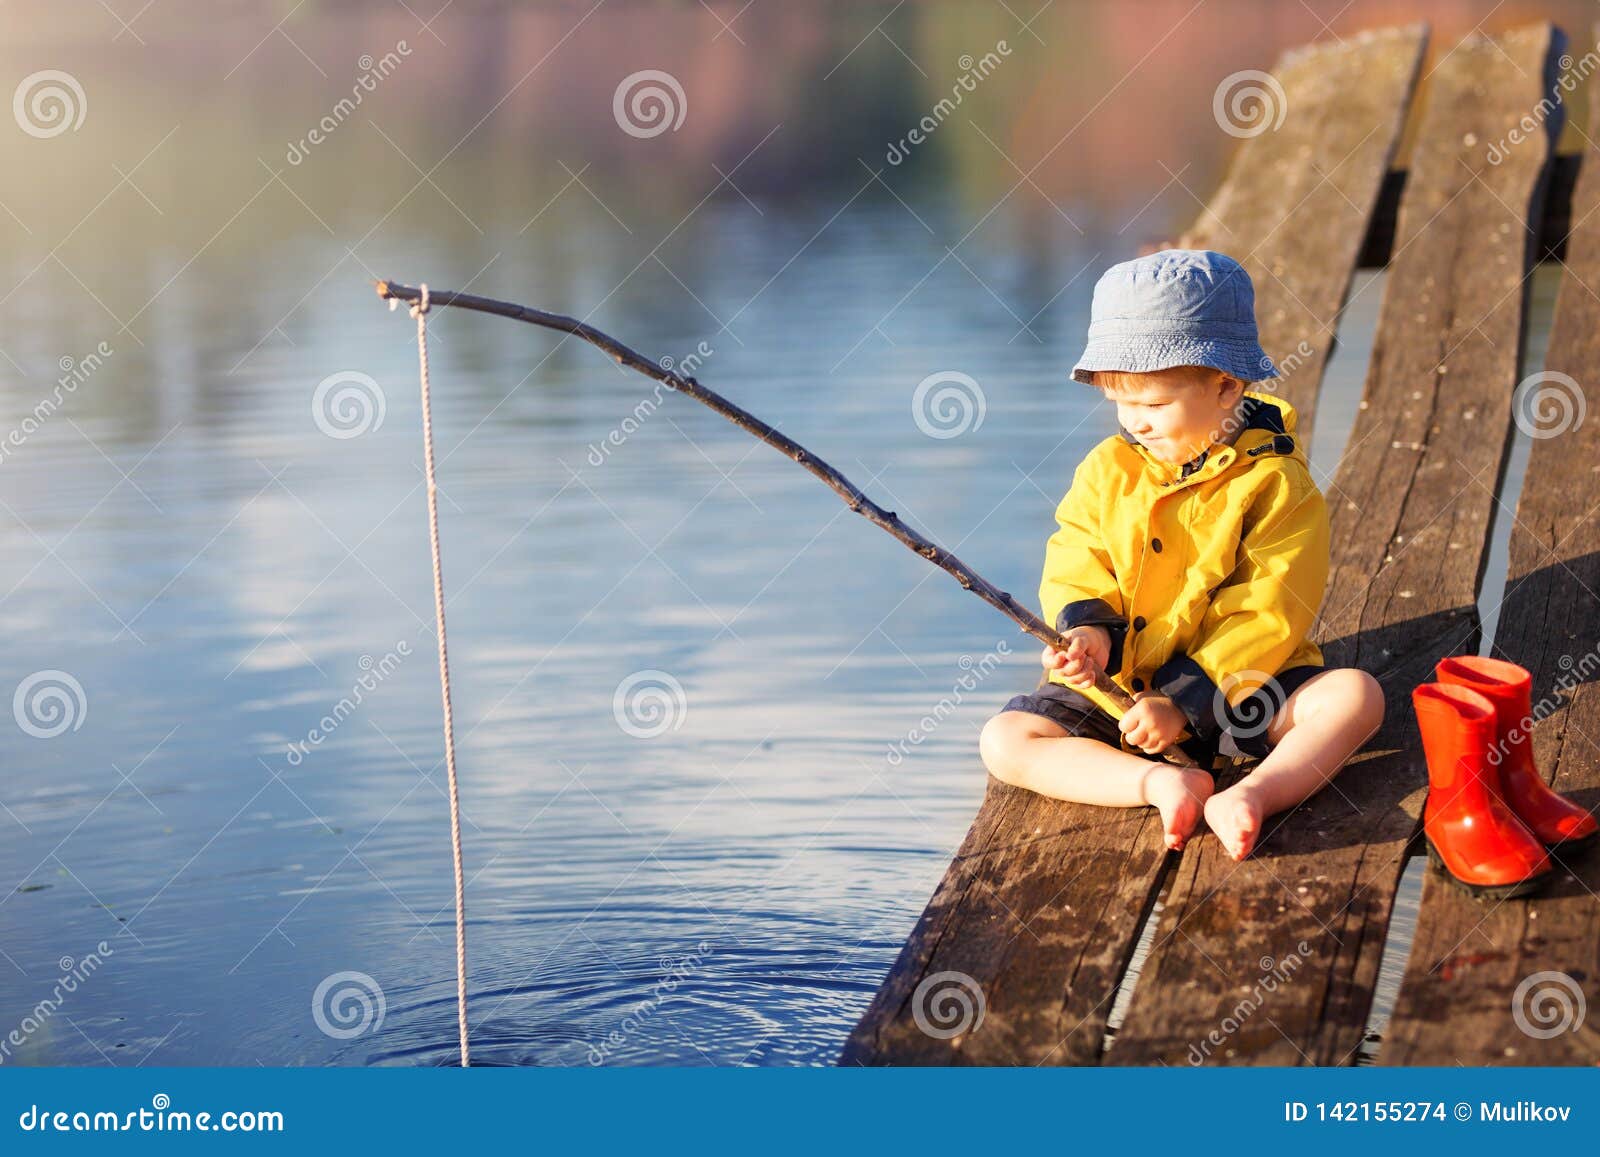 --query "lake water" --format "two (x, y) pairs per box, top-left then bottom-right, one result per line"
(0, 0), (1569, 1066)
